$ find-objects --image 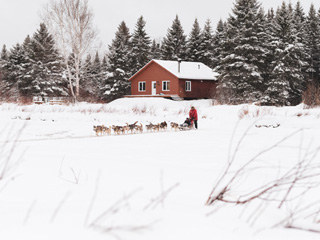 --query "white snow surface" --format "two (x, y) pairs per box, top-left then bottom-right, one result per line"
(1, 98), (320, 239)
